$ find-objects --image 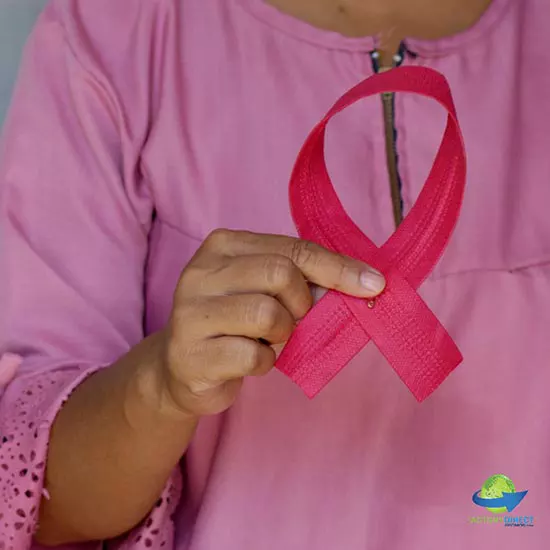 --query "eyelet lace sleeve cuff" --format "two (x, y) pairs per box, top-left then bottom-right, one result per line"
(0, 365), (182, 550)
